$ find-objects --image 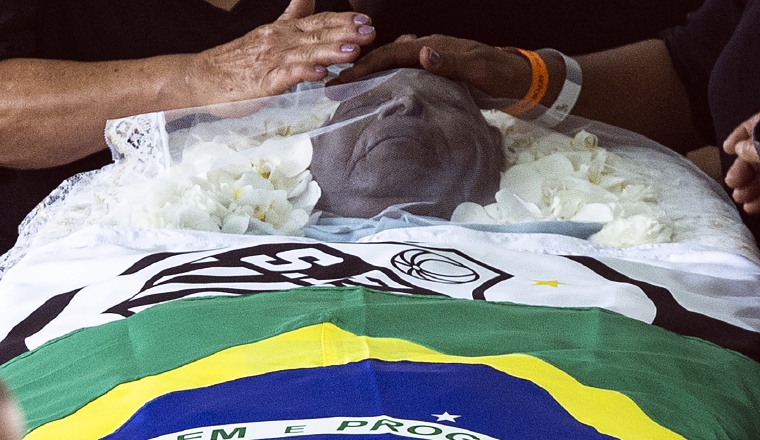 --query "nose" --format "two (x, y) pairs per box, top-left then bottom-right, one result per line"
(378, 95), (423, 119)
